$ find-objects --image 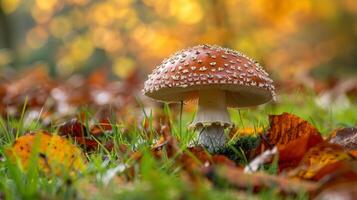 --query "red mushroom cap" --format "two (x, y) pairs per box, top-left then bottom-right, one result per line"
(144, 44), (276, 107)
